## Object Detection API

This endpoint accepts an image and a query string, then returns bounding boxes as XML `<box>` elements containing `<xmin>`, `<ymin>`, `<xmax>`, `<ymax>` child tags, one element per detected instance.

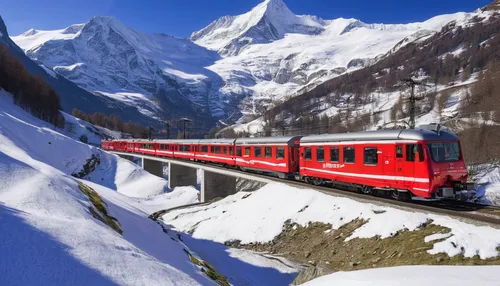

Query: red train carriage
<box><xmin>197</xmin><ymin>139</ymin><xmax>237</xmax><ymax>166</ymax></box>
<box><xmin>168</xmin><ymin>140</ymin><xmax>200</xmax><ymax>160</ymax></box>
<box><xmin>135</xmin><ymin>140</ymin><xmax>156</xmax><ymax>156</ymax></box>
<box><xmin>299</xmin><ymin>126</ymin><xmax>467</xmax><ymax>200</ymax></box>
<box><xmin>234</xmin><ymin>136</ymin><xmax>302</xmax><ymax>178</ymax></box>
<box><xmin>102</xmin><ymin>140</ymin><xmax>112</xmax><ymax>150</ymax></box>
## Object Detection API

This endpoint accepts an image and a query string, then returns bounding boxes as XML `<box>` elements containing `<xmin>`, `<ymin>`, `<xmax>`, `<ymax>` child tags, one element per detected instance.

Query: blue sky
<box><xmin>0</xmin><ymin>0</ymin><xmax>492</xmax><ymax>37</ymax></box>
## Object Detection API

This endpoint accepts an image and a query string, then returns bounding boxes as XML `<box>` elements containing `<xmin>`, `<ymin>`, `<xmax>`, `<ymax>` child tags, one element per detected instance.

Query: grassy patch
<box><xmin>78</xmin><ymin>182</ymin><xmax>122</xmax><ymax>235</ymax></box>
<box><xmin>183</xmin><ymin>249</ymin><xmax>229</xmax><ymax>286</ymax></box>
<box><xmin>233</xmin><ymin>219</ymin><xmax>500</xmax><ymax>283</ymax></box>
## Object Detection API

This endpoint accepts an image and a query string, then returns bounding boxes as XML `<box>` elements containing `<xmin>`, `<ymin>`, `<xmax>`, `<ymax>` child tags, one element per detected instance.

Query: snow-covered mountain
<box><xmin>190</xmin><ymin>0</ymin><xmax>325</xmax><ymax>56</ymax></box>
<box><xmin>12</xmin><ymin>16</ymin><xmax>223</xmax><ymax>123</ymax></box>
<box><xmin>0</xmin><ymin>15</ymin><xmax>160</xmax><ymax>128</ymax></box>
<box><xmin>11</xmin><ymin>0</ymin><xmax>483</xmax><ymax>124</ymax></box>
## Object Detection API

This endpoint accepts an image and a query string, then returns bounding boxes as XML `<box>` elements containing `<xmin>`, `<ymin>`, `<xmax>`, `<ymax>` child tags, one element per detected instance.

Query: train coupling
<box><xmin>436</xmin><ymin>182</ymin><xmax>476</xmax><ymax>201</ymax></box>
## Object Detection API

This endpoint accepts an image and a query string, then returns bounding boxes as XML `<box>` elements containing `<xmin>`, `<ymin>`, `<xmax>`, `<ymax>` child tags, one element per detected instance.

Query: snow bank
<box><xmin>474</xmin><ymin>164</ymin><xmax>500</xmax><ymax>206</ymax></box>
<box><xmin>302</xmin><ymin>265</ymin><xmax>500</xmax><ymax>286</ymax></box>
<box><xmin>137</xmin><ymin>186</ymin><xmax>200</xmax><ymax>214</ymax></box>
<box><xmin>163</xmin><ymin>183</ymin><xmax>500</xmax><ymax>259</ymax></box>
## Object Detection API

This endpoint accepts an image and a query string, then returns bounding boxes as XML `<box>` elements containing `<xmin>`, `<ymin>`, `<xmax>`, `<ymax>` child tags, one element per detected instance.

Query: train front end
<box><xmin>427</xmin><ymin>140</ymin><xmax>469</xmax><ymax>200</ymax></box>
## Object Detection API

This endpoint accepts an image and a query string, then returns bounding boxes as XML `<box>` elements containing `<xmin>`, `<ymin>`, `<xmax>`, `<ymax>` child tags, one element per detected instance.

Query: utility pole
<box><xmin>401</xmin><ymin>79</ymin><xmax>426</xmax><ymax>129</ymax></box>
<box><xmin>166</xmin><ymin>121</ymin><xmax>170</xmax><ymax>139</ymax></box>
<box><xmin>148</xmin><ymin>126</ymin><xmax>152</xmax><ymax>140</ymax></box>
<box><xmin>276</xmin><ymin>121</ymin><xmax>286</xmax><ymax>136</ymax></box>
<box><xmin>179</xmin><ymin>118</ymin><xmax>192</xmax><ymax>139</ymax></box>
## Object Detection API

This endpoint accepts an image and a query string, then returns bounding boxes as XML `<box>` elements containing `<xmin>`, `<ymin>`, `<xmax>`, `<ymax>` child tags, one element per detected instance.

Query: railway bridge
<box><xmin>111</xmin><ymin>151</ymin><xmax>271</xmax><ymax>202</ymax></box>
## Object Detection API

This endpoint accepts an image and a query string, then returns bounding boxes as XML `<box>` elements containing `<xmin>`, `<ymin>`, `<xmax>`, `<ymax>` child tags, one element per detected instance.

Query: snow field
<box><xmin>302</xmin><ymin>265</ymin><xmax>500</xmax><ymax>286</ymax></box>
<box><xmin>163</xmin><ymin>183</ymin><xmax>500</xmax><ymax>259</ymax></box>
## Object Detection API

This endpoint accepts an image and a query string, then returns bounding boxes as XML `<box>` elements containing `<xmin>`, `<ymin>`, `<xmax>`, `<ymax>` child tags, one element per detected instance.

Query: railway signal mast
<box><xmin>401</xmin><ymin>78</ymin><xmax>428</xmax><ymax>129</ymax></box>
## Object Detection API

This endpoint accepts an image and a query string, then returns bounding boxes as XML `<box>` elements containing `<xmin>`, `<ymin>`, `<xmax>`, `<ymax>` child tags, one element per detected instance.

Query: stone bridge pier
<box><xmin>117</xmin><ymin>153</ymin><xmax>266</xmax><ymax>203</ymax></box>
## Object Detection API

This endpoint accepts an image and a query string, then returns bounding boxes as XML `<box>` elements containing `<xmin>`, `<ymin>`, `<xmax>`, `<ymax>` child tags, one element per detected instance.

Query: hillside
<box><xmin>0</xmin><ymin>89</ymin><xmax>306</xmax><ymax>285</ymax></box>
<box><xmin>10</xmin><ymin>0</ymin><xmax>485</xmax><ymax>125</ymax></box>
<box><xmin>0</xmin><ymin>89</ymin><xmax>227</xmax><ymax>284</ymax></box>
<box><xmin>163</xmin><ymin>183</ymin><xmax>500</xmax><ymax>284</ymax></box>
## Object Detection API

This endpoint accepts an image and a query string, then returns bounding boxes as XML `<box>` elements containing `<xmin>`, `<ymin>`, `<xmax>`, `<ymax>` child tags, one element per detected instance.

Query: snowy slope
<box><xmin>1</xmin><ymin>89</ymin><xmax>301</xmax><ymax>285</ymax></box>
<box><xmin>474</xmin><ymin>164</ymin><xmax>500</xmax><ymax>206</ymax></box>
<box><xmin>303</xmin><ymin>265</ymin><xmax>500</xmax><ymax>286</ymax></box>
<box><xmin>0</xmin><ymin>90</ymin><xmax>167</xmax><ymax>198</ymax></box>
<box><xmin>164</xmin><ymin>183</ymin><xmax>500</xmax><ymax>259</ymax></box>
<box><xmin>0</xmin><ymin>91</ymin><xmax>217</xmax><ymax>285</ymax></box>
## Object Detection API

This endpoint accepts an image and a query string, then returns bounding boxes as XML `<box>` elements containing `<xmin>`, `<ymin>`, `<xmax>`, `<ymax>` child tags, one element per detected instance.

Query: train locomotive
<box><xmin>102</xmin><ymin>124</ymin><xmax>469</xmax><ymax>201</ymax></box>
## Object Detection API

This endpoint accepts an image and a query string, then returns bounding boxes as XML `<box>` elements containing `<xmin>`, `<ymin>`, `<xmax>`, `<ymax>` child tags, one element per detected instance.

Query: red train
<box><xmin>102</xmin><ymin>124</ymin><xmax>469</xmax><ymax>201</ymax></box>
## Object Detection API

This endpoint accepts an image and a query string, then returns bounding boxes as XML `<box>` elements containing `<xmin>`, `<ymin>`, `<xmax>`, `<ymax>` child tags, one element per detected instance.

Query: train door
<box><xmin>394</xmin><ymin>144</ymin><xmax>405</xmax><ymax>186</ymax></box>
<box><xmin>403</xmin><ymin>144</ymin><xmax>417</xmax><ymax>188</ymax></box>
<box><xmin>289</xmin><ymin>146</ymin><xmax>299</xmax><ymax>172</ymax></box>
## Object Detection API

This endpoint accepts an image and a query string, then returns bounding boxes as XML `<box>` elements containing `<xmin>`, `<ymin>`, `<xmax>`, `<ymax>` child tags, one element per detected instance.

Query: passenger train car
<box><xmin>102</xmin><ymin>125</ymin><xmax>468</xmax><ymax>201</ymax></box>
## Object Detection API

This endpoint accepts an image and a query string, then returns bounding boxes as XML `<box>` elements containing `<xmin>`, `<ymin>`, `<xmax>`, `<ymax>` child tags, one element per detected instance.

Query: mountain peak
<box><xmin>190</xmin><ymin>0</ymin><xmax>324</xmax><ymax>56</ymax></box>
<box><xmin>21</xmin><ymin>28</ymin><xmax>39</xmax><ymax>37</ymax></box>
<box><xmin>0</xmin><ymin>15</ymin><xmax>9</xmax><ymax>37</ymax></box>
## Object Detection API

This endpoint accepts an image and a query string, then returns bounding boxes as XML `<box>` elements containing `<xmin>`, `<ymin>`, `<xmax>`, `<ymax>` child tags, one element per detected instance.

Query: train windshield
<box><xmin>427</xmin><ymin>141</ymin><xmax>461</xmax><ymax>162</ymax></box>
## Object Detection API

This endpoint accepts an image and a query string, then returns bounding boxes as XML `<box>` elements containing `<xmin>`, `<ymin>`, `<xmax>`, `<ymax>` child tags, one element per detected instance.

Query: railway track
<box><xmin>115</xmin><ymin>152</ymin><xmax>500</xmax><ymax>226</ymax></box>
<box><xmin>199</xmin><ymin>161</ymin><xmax>500</xmax><ymax>226</ymax></box>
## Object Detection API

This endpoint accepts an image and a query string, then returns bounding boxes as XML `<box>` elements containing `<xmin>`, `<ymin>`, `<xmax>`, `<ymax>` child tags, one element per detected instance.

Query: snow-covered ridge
<box><xmin>190</xmin><ymin>0</ymin><xmax>324</xmax><ymax>55</ymax></box>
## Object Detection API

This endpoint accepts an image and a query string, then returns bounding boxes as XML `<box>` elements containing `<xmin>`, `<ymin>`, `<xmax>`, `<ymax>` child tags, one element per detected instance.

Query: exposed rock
<box><xmin>292</xmin><ymin>265</ymin><xmax>331</xmax><ymax>285</ymax></box>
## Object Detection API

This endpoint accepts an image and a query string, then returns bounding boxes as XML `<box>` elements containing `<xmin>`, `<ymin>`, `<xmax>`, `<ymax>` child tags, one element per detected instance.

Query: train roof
<box><xmin>301</xmin><ymin>126</ymin><xmax>459</xmax><ymax>143</ymax></box>
<box><xmin>235</xmin><ymin>136</ymin><xmax>303</xmax><ymax>145</ymax></box>
<box><xmin>153</xmin><ymin>139</ymin><xmax>201</xmax><ymax>144</ymax></box>
<box><xmin>199</xmin><ymin>138</ymin><xmax>237</xmax><ymax>144</ymax></box>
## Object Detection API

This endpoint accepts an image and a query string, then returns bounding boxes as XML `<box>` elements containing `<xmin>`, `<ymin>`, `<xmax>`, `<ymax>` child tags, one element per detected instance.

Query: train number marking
<box><xmin>322</xmin><ymin>163</ymin><xmax>345</xmax><ymax>169</ymax></box>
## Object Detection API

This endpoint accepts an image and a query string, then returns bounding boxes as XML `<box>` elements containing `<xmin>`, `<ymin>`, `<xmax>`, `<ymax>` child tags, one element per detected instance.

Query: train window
<box><xmin>265</xmin><ymin>147</ymin><xmax>272</xmax><ymax>158</ymax></box>
<box><xmin>417</xmin><ymin>144</ymin><xmax>424</xmax><ymax>162</ymax></box>
<box><xmin>316</xmin><ymin>147</ymin><xmax>325</xmax><ymax>162</ymax></box>
<box><xmin>304</xmin><ymin>148</ymin><xmax>312</xmax><ymax>161</ymax></box>
<box><xmin>276</xmin><ymin>147</ymin><xmax>285</xmax><ymax>159</ymax></box>
<box><xmin>230</xmin><ymin>146</ymin><xmax>234</xmax><ymax>155</ymax></box>
<box><xmin>330</xmin><ymin>147</ymin><xmax>339</xmax><ymax>162</ymax></box>
<box><xmin>216</xmin><ymin>146</ymin><xmax>221</xmax><ymax>154</ymax></box>
<box><xmin>364</xmin><ymin>147</ymin><xmax>378</xmax><ymax>165</ymax></box>
<box><xmin>396</xmin><ymin>145</ymin><xmax>403</xmax><ymax>158</ymax></box>
<box><xmin>244</xmin><ymin>147</ymin><xmax>250</xmax><ymax>156</ymax></box>
<box><xmin>427</xmin><ymin>142</ymin><xmax>459</xmax><ymax>162</ymax></box>
<box><xmin>236</xmin><ymin>146</ymin><xmax>242</xmax><ymax>156</ymax></box>
<box><xmin>202</xmin><ymin>146</ymin><xmax>208</xmax><ymax>152</ymax></box>
<box><xmin>406</xmin><ymin>145</ymin><xmax>415</xmax><ymax>162</ymax></box>
<box><xmin>223</xmin><ymin>146</ymin><xmax>227</xmax><ymax>154</ymax></box>
<box><xmin>255</xmin><ymin>147</ymin><xmax>262</xmax><ymax>157</ymax></box>
<box><xmin>344</xmin><ymin>146</ymin><xmax>355</xmax><ymax>163</ymax></box>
